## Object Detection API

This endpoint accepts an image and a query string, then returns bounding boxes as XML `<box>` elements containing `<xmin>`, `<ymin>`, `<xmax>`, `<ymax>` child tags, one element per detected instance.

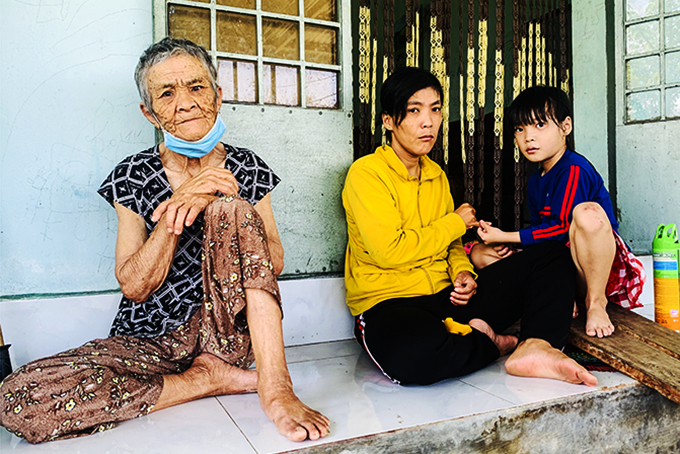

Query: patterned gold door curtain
<box><xmin>353</xmin><ymin>0</ymin><xmax>572</xmax><ymax>230</ymax></box>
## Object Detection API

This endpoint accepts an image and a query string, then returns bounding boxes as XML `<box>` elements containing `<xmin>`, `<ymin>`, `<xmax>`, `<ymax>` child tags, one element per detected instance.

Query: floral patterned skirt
<box><xmin>0</xmin><ymin>196</ymin><xmax>280</xmax><ymax>443</ymax></box>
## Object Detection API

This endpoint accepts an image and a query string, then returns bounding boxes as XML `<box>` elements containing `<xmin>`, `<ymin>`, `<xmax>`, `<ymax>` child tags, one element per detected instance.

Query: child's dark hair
<box><xmin>381</xmin><ymin>67</ymin><xmax>443</xmax><ymax>134</ymax></box>
<box><xmin>508</xmin><ymin>85</ymin><xmax>575</xmax><ymax>150</ymax></box>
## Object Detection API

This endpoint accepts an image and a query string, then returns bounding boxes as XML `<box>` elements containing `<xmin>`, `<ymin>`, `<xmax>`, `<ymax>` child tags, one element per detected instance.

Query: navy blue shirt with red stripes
<box><xmin>519</xmin><ymin>149</ymin><xmax>618</xmax><ymax>246</ymax></box>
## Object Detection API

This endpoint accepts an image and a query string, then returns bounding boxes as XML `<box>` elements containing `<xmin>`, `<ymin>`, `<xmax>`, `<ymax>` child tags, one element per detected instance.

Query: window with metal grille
<box><xmin>624</xmin><ymin>0</ymin><xmax>680</xmax><ymax>122</ymax></box>
<box><xmin>157</xmin><ymin>0</ymin><xmax>342</xmax><ymax>109</ymax></box>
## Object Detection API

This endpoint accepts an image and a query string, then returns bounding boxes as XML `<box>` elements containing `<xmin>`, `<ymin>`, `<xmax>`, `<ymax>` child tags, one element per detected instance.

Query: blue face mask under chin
<box><xmin>159</xmin><ymin>115</ymin><xmax>227</xmax><ymax>159</ymax></box>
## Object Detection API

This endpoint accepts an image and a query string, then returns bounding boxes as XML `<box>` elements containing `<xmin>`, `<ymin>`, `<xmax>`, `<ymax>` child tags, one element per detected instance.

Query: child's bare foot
<box><xmin>573</xmin><ymin>302</ymin><xmax>579</xmax><ymax>319</ymax></box>
<box><xmin>259</xmin><ymin>381</ymin><xmax>330</xmax><ymax>442</ymax></box>
<box><xmin>469</xmin><ymin>318</ymin><xmax>518</xmax><ymax>356</ymax></box>
<box><xmin>505</xmin><ymin>338</ymin><xmax>598</xmax><ymax>386</ymax></box>
<box><xmin>585</xmin><ymin>301</ymin><xmax>614</xmax><ymax>338</ymax></box>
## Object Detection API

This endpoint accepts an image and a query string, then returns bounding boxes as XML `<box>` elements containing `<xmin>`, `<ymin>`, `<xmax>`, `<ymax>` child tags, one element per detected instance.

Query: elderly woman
<box><xmin>0</xmin><ymin>38</ymin><xmax>329</xmax><ymax>444</ymax></box>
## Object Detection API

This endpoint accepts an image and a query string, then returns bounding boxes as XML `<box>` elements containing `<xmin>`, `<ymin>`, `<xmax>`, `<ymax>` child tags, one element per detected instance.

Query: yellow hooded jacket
<box><xmin>342</xmin><ymin>145</ymin><xmax>476</xmax><ymax>316</ymax></box>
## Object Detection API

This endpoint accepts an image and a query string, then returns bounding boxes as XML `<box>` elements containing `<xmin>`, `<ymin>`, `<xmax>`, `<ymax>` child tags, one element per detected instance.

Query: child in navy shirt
<box><xmin>474</xmin><ymin>86</ymin><xmax>646</xmax><ymax>338</ymax></box>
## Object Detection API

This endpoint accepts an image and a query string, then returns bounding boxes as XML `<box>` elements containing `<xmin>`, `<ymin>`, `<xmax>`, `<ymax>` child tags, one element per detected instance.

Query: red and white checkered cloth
<box><xmin>606</xmin><ymin>231</ymin><xmax>646</xmax><ymax>309</ymax></box>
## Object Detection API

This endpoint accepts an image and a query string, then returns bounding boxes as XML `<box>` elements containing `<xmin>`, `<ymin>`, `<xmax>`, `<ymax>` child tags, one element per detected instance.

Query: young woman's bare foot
<box><xmin>505</xmin><ymin>338</ymin><xmax>598</xmax><ymax>386</ymax></box>
<box><xmin>259</xmin><ymin>381</ymin><xmax>330</xmax><ymax>442</ymax></box>
<box><xmin>153</xmin><ymin>353</ymin><xmax>258</xmax><ymax>412</ymax></box>
<box><xmin>585</xmin><ymin>302</ymin><xmax>614</xmax><ymax>338</ymax></box>
<box><xmin>469</xmin><ymin>318</ymin><xmax>518</xmax><ymax>356</ymax></box>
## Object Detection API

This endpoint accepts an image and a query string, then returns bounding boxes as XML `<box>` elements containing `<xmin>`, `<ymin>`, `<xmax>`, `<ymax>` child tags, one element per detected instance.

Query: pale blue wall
<box><xmin>572</xmin><ymin>0</ymin><xmax>680</xmax><ymax>254</ymax></box>
<box><xmin>613</xmin><ymin>2</ymin><xmax>680</xmax><ymax>253</ymax></box>
<box><xmin>220</xmin><ymin>106</ymin><xmax>352</xmax><ymax>276</ymax></box>
<box><xmin>0</xmin><ymin>1</ymin><xmax>154</xmax><ymax>295</ymax></box>
<box><xmin>615</xmin><ymin>121</ymin><xmax>680</xmax><ymax>253</ymax></box>
<box><xmin>572</xmin><ymin>0</ymin><xmax>611</xmax><ymax>185</ymax></box>
<box><xmin>571</xmin><ymin>0</ymin><xmax>680</xmax><ymax>254</ymax></box>
<box><xmin>0</xmin><ymin>0</ymin><xmax>353</xmax><ymax>297</ymax></box>
<box><xmin>613</xmin><ymin>0</ymin><xmax>680</xmax><ymax>253</ymax></box>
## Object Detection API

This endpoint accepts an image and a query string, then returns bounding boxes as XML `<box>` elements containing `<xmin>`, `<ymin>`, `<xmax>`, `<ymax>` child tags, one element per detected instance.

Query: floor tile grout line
<box><xmin>284</xmin><ymin>340</ymin><xmax>355</xmax><ymax>352</ymax></box>
<box><xmin>215</xmin><ymin>397</ymin><xmax>261</xmax><ymax>454</ymax></box>
<box><xmin>286</xmin><ymin>353</ymin><xmax>360</xmax><ymax>365</ymax></box>
<box><xmin>457</xmin><ymin>381</ymin><xmax>519</xmax><ymax>406</ymax></box>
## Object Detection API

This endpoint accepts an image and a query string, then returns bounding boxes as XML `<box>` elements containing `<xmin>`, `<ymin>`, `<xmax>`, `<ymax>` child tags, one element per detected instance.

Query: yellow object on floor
<box><xmin>443</xmin><ymin>318</ymin><xmax>472</xmax><ymax>335</ymax></box>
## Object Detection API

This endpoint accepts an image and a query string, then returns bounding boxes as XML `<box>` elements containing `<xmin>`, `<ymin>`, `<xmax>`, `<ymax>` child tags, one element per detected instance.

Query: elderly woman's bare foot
<box><xmin>505</xmin><ymin>338</ymin><xmax>598</xmax><ymax>386</ymax></box>
<box><xmin>259</xmin><ymin>382</ymin><xmax>330</xmax><ymax>442</ymax></box>
<box><xmin>153</xmin><ymin>353</ymin><xmax>258</xmax><ymax>412</ymax></box>
<box><xmin>190</xmin><ymin>353</ymin><xmax>258</xmax><ymax>395</ymax></box>
<box><xmin>469</xmin><ymin>318</ymin><xmax>518</xmax><ymax>356</ymax></box>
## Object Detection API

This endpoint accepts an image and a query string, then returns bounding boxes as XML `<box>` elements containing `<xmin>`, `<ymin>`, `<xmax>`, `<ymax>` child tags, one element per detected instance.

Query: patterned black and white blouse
<box><xmin>98</xmin><ymin>143</ymin><xmax>280</xmax><ymax>338</ymax></box>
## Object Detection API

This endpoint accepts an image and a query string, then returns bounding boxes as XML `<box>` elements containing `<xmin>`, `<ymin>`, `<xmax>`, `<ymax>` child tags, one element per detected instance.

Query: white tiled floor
<box><xmin>0</xmin><ymin>338</ymin><xmax>638</xmax><ymax>454</ymax></box>
<box><xmin>219</xmin><ymin>345</ymin><xmax>515</xmax><ymax>454</ymax></box>
<box><xmin>0</xmin><ymin>256</ymin><xmax>656</xmax><ymax>453</ymax></box>
<box><xmin>0</xmin><ymin>397</ymin><xmax>258</xmax><ymax>454</ymax></box>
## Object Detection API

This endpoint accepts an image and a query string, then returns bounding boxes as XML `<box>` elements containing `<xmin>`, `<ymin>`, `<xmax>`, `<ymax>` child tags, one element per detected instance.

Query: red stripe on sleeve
<box><xmin>560</xmin><ymin>166</ymin><xmax>579</xmax><ymax>221</ymax></box>
<box><xmin>532</xmin><ymin>165</ymin><xmax>580</xmax><ymax>239</ymax></box>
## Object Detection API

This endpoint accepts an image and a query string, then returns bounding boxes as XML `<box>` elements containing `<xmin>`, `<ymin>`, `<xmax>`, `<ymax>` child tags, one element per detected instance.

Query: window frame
<box><xmin>621</xmin><ymin>0</ymin><xmax>680</xmax><ymax>123</ymax></box>
<box><xmin>153</xmin><ymin>0</ymin><xmax>351</xmax><ymax>110</ymax></box>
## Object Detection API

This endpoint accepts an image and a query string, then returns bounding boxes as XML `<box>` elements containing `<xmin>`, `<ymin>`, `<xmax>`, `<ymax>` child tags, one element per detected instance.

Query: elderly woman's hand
<box><xmin>152</xmin><ymin>167</ymin><xmax>239</xmax><ymax>235</ymax></box>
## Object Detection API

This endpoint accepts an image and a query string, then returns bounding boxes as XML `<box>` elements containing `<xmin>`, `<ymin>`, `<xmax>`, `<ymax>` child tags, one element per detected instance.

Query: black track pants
<box><xmin>354</xmin><ymin>241</ymin><xmax>575</xmax><ymax>385</ymax></box>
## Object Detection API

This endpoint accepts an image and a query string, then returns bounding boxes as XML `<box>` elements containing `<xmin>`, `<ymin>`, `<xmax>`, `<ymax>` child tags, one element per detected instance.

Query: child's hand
<box><xmin>477</xmin><ymin>220</ymin><xmax>505</xmax><ymax>244</ymax></box>
<box><xmin>450</xmin><ymin>271</ymin><xmax>477</xmax><ymax>305</ymax></box>
<box><xmin>454</xmin><ymin>203</ymin><xmax>480</xmax><ymax>229</ymax></box>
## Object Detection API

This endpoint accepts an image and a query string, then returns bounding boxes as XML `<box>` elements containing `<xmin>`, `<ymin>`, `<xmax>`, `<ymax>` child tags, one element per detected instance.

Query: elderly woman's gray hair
<box><xmin>135</xmin><ymin>37</ymin><xmax>220</xmax><ymax>113</ymax></box>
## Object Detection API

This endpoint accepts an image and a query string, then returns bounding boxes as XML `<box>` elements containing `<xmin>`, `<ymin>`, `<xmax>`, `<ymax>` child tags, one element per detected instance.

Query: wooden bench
<box><xmin>569</xmin><ymin>303</ymin><xmax>680</xmax><ymax>405</ymax></box>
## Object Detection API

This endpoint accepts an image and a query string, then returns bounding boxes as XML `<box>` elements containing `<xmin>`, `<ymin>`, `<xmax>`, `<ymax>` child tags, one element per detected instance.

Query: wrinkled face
<box><xmin>383</xmin><ymin>87</ymin><xmax>442</xmax><ymax>161</ymax></box>
<box><xmin>514</xmin><ymin>116</ymin><xmax>572</xmax><ymax>170</ymax></box>
<box><xmin>142</xmin><ymin>54</ymin><xmax>222</xmax><ymax>142</ymax></box>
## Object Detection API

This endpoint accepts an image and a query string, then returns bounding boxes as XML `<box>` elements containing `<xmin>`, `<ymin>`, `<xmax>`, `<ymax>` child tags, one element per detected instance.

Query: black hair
<box><xmin>381</xmin><ymin>67</ymin><xmax>444</xmax><ymax>130</ymax></box>
<box><xmin>507</xmin><ymin>85</ymin><xmax>574</xmax><ymax>150</ymax></box>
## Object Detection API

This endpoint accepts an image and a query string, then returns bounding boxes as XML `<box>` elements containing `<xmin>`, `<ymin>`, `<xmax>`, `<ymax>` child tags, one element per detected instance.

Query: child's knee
<box><xmin>571</xmin><ymin>202</ymin><xmax>610</xmax><ymax>234</ymax></box>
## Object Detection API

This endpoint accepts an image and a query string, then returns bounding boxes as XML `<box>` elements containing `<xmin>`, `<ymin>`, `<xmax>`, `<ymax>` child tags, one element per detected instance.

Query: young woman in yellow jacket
<box><xmin>342</xmin><ymin>67</ymin><xmax>597</xmax><ymax>386</ymax></box>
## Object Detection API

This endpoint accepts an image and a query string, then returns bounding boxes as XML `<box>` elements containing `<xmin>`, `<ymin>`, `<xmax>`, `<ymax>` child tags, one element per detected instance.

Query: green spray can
<box><xmin>652</xmin><ymin>224</ymin><xmax>680</xmax><ymax>332</ymax></box>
